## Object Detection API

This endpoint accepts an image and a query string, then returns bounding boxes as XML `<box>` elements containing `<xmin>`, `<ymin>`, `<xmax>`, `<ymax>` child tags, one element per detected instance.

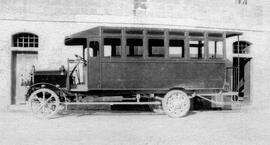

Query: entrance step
<box><xmin>70</xmin><ymin>84</ymin><xmax>88</xmax><ymax>92</ymax></box>
<box><xmin>7</xmin><ymin>104</ymin><xmax>28</xmax><ymax>112</ymax></box>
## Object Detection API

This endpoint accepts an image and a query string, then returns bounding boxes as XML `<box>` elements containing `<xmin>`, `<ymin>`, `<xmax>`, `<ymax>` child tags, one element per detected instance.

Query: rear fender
<box><xmin>169</xmin><ymin>87</ymin><xmax>186</xmax><ymax>92</ymax></box>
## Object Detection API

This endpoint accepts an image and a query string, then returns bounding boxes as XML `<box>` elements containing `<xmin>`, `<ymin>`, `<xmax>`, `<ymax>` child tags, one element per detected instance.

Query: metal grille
<box><xmin>233</xmin><ymin>41</ymin><xmax>250</xmax><ymax>54</ymax></box>
<box><xmin>12</xmin><ymin>32</ymin><xmax>38</xmax><ymax>47</ymax></box>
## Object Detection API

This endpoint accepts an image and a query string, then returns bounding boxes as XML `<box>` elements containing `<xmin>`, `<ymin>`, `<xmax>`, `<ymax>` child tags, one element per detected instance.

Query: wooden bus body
<box><xmin>26</xmin><ymin>26</ymin><xmax>242</xmax><ymax>118</ymax></box>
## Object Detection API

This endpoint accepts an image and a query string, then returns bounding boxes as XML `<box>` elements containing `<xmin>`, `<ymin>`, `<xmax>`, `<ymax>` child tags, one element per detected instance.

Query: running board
<box><xmin>191</xmin><ymin>91</ymin><xmax>241</xmax><ymax>106</ymax></box>
<box><xmin>62</xmin><ymin>101</ymin><xmax>161</xmax><ymax>105</ymax></box>
<box><xmin>195</xmin><ymin>95</ymin><xmax>241</xmax><ymax>106</ymax></box>
<box><xmin>196</xmin><ymin>92</ymin><xmax>238</xmax><ymax>97</ymax></box>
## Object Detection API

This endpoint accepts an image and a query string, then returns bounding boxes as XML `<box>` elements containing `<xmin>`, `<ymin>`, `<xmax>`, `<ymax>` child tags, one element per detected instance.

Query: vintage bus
<box><xmin>26</xmin><ymin>26</ymin><xmax>243</xmax><ymax>118</ymax></box>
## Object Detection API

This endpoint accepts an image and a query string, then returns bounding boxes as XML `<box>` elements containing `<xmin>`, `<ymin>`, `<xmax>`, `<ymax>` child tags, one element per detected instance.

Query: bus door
<box><xmin>87</xmin><ymin>38</ymin><xmax>100</xmax><ymax>89</ymax></box>
<box><xmin>232</xmin><ymin>57</ymin><xmax>252</xmax><ymax>101</ymax></box>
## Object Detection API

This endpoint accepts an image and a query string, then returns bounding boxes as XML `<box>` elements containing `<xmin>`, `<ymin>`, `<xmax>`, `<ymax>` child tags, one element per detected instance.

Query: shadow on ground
<box><xmin>53</xmin><ymin>105</ymin><xmax>199</xmax><ymax>119</ymax></box>
<box><xmin>56</xmin><ymin>105</ymin><xmax>158</xmax><ymax>118</ymax></box>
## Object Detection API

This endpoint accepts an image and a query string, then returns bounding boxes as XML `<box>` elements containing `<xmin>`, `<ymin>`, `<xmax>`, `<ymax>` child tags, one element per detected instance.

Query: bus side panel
<box><xmin>88</xmin><ymin>58</ymin><xmax>100</xmax><ymax>89</ymax></box>
<box><xmin>100</xmin><ymin>60</ymin><xmax>225</xmax><ymax>90</ymax></box>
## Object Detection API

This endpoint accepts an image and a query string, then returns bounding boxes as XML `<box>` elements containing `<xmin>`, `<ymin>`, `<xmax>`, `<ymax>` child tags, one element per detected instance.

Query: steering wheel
<box><xmin>74</xmin><ymin>54</ymin><xmax>87</xmax><ymax>64</ymax></box>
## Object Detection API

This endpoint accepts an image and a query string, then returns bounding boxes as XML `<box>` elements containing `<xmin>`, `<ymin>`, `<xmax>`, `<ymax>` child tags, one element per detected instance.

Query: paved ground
<box><xmin>0</xmin><ymin>106</ymin><xmax>270</xmax><ymax>145</ymax></box>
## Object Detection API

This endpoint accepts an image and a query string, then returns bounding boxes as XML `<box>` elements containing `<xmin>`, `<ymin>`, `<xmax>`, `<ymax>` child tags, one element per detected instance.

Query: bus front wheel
<box><xmin>28</xmin><ymin>88</ymin><xmax>60</xmax><ymax>119</ymax></box>
<box><xmin>162</xmin><ymin>90</ymin><xmax>190</xmax><ymax>118</ymax></box>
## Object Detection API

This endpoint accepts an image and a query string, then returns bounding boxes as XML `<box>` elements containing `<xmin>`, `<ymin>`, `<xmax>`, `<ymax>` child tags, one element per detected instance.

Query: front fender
<box><xmin>25</xmin><ymin>82</ymin><xmax>64</xmax><ymax>101</ymax></box>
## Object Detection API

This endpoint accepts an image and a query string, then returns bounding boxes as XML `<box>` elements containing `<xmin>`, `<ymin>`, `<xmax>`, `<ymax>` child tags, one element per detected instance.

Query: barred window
<box><xmin>12</xmin><ymin>32</ymin><xmax>39</xmax><ymax>47</ymax></box>
<box><xmin>233</xmin><ymin>41</ymin><xmax>251</xmax><ymax>54</ymax></box>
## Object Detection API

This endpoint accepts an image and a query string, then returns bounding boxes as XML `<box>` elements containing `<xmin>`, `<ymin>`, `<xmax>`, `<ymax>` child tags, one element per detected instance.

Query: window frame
<box><xmin>102</xmin><ymin>36</ymin><xmax>122</xmax><ymax>58</ymax></box>
<box><xmin>233</xmin><ymin>41</ymin><xmax>251</xmax><ymax>54</ymax></box>
<box><xmin>125</xmin><ymin>36</ymin><xmax>144</xmax><ymax>58</ymax></box>
<box><xmin>168</xmin><ymin>32</ymin><xmax>186</xmax><ymax>59</ymax></box>
<box><xmin>147</xmin><ymin>37</ymin><xmax>166</xmax><ymax>58</ymax></box>
<box><xmin>188</xmin><ymin>38</ymin><xmax>205</xmax><ymax>59</ymax></box>
<box><xmin>88</xmin><ymin>40</ymin><xmax>100</xmax><ymax>58</ymax></box>
<box><xmin>208</xmin><ymin>38</ymin><xmax>224</xmax><ymax>59</ymax></box>
<box><xmin>12</xmin><ymin>32</ymin><xmax>39</xmax><ymax>48</ymax></box>
<box><xmin>99</xmin><ymin>29</ymin><xmax>229</xmax><ymax>61</ymax></box>
<box><xmin>168</xmin><ymin>38</ymin><xmax>185</xmax><ymax>58</ymax></box>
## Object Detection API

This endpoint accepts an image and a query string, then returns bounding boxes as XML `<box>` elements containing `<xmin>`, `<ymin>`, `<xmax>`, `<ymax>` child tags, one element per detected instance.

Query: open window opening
<box><xmin>208</xmin><ymin>40</ymin><xmax>223</xmax><ymax>59</ymax></box>
<box><xmin>104</xmin><ymin>38</ymin><xmax>121</xmax><ymax>57</ymax></box>
<box><xmin>169</xmin><ymin>39</ymin><xmax>185</xmax><ymax>58</ymax></box>
<box><xmin>89</xmin><ymin>41</ymin><xmax>99</xmax><ymax>57</ymax></box>
<box><xmin>148</xmin><ymin>39</ymin><xmax>164</xmax><ymax>57</ymax></box>
<box><xmin>189</xmin><ymin>40</ymin><xmax>204</xmax><ymax>59</ymax></box>
<box><xmin>126</xmin><ymin>38</ymin><xmax>143</xmax><ymax>57</ymax></box>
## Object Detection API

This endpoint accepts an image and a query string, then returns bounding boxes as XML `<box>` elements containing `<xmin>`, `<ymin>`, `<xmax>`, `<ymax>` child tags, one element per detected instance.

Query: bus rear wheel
<box><xmin>162</xmin><ymin>90</ymin><xmax>190</xmax><ymax>118</ymax></box>
<box><xmin>28</xmin><ymin>88</ymin><xmax>60</xmax><ymax>119</ymax></box>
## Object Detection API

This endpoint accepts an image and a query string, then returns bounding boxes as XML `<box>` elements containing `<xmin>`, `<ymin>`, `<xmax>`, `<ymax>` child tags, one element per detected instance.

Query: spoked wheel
<box><xmin>162</xmin><ymin>90</ymin><xmax>191</xmax><ymax>118</ymax></box>
<box><xmin>28</xmin><ymin>88</ymin><xmax>60</xmax><ymax>119</ymax></box>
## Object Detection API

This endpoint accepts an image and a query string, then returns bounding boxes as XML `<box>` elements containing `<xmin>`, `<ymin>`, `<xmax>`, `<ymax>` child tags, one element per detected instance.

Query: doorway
<box><xmin>11</xmin><ymin>51</ymin><xmax>38</xmax><ymax>104</ymax></box>
<box><xmin>232</xmin><ymin>57</ymin><xmax>252</xmax><ymax>103</ymax></box>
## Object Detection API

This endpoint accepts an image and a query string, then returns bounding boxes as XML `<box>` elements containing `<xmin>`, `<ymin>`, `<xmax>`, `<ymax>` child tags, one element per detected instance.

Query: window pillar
<box><xmin>223</xmin><ymin>33</ymin><xmax>226</xmax><ymax>59</ymax></box>
<box><xmin>164</xmin><ymin>30</ymin><xmax>169</xmax><ymax>58</ymax></box>
<box><xmin>204</xmin><ymin>32</ymin><xmax>208</xmax><ymax>59</ymax></box>
<box><xmin>185</xmin><ymin>32</ymin><xmax>189</xmax><ymax>59</ymax></box>
<box><xmin>143</xmin><ymin>29</ymin><xmax>148</xmax><ymax>58</ymax></box>
<box><xmin>121</xmin><ymin>28</ymin><xmax>126</xmax><ymax>59</ymax></box>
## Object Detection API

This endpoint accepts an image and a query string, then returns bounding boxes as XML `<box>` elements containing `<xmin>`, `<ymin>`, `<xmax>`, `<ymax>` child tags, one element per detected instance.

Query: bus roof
<box><xmin>65</xmin><ymin>26</ymin><xmax>242</xmax><ymax>45</ymax></box>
